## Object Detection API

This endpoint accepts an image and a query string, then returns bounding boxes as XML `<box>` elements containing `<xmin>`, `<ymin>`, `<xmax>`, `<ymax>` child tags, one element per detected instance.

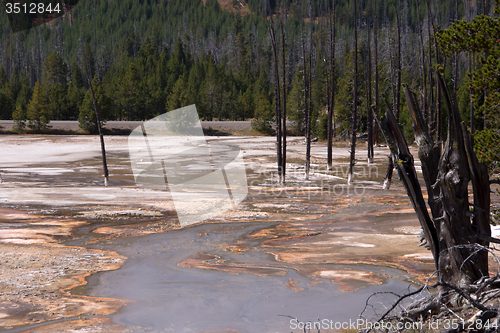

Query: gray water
<box><xmin>83</xmin><ymin>221</ymin><xmax>419</xmax><ymax>333</ymax></box>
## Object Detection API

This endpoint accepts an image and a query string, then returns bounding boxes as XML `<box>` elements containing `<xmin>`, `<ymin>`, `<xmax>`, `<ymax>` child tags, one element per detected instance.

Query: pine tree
<box><xmin>66</xmin><ymin>81</ymin><xmax>85</xmax><ymax>120</ymax></box>
<box><xmin>12</xmin><ymin>105</ymin><xmax>27</xmax><ymax>131</ymax></box>
<box><xmin>47</xmin><ymin>83</ymin><xmax>68</xmax><ymax>120</ymax></box>
<box><xmin>27</xmin><ymin>82</ymin><xmax>50</xmax><ymax>131</ymax></box>
<box><xmin>287</xmin><ymin>67</ymin><xmax>306</xmax><ymax>134</ymax></box>
<box><xmin>166</xmin><ymin>75</ymin><xmax>189</xmax><ymax>112</ymax></box>
<box><xmin>251</xmin><ymin>91</ymin><xmax>273</xmax><ymax>134</ymax></box>
<box><xmin>438</xmin><ymin>0</ymin><xmax>500</xmax><ymax>175</ymax></box>
<box><xmin>79</xmin><ymin>77</ymin><xmax>112</xmax><ymax>134</ymax></box>
<box><xmin>43</xmin><ymin>52</ymin><xmax>68</xmax><ymax>85</ymax></box>
<box><xmin>0</xmin><ymin>89</ymin><xmax>13</xmax><ymax>120</ymax></box>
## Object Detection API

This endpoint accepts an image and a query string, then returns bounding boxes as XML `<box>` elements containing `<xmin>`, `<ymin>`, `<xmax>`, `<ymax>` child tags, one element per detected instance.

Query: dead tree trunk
<box><xmin>306</xmin><ymin>0</ymin><xmax>313</xmax><ymax>179</ymax></box>
<box><xmin>367</xmin><ymin>10</ymin><xmax>374</xmax><ymax>164</ymax></box>
<box><xmin>269</xmin><ymin>14</ymin><xmax>283</xmax><ymax>183</ymax></box>
<box><xmin>348</xmin><ymin>0</ymin><xmax>358</xmax><ymax>183</ymax></box>
<box><xmin>395</xmin><ymin>0</ymin><xmax>402</xmax><ymax>120</ymax></box>
<box><xmin>88</xmin><ymin>79</ymin><xmax>109</xmax><ymax>187</ymax></box>
<box><xmin>426</xmin><ymin>2</ymin><xmax>435</xmax><ymax>136</ymax></box>
<box><xmin>381</xmin><ymin>73</ymin><xmax>491</xmax><ymax>287</ymax></box>
<box><xmin>373</xmin><ymin>0</ymin><xmax>379</xmax><ymax>146</ymax></box>
<box><xmin>416</xmin><ymin>0</ymin><xmax>428</xmax><ymax>124</ymax></box>
<box><xmin>469</xmin><ymin>51</ymin><xmax>475</xmax><ymax>139</ymax></box>
<box><xmin>453</xmin><ymin>0</ymin><xmax>459</xmax><ymax>99</ymax></box>
<box><xmin>304</xmin><ymin>1</ymin><xmax>312</xmax><ymax>181</ymax></box>
<box><xmin>281</xmin><ymin>4</ymin><xmax>287</xmax><ymax>181</ymax></box>
<box><xmin>327</xmin><ymin>0</ymin><xmax>336</xmax><ymax>170</ymax></box>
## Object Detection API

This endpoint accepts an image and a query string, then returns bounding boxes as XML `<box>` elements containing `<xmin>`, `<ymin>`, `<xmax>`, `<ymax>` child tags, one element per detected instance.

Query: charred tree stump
<box><xmin>380</xmin><ymin>72</ymin><xmax>492</xmax><ymax>287</ymax></box>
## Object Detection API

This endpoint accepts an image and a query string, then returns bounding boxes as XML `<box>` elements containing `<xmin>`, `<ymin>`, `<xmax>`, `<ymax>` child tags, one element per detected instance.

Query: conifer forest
<box><xmin>0</xmin><ymin>0</ymin><xmax>498</xmax><ymax>172</ymax></box>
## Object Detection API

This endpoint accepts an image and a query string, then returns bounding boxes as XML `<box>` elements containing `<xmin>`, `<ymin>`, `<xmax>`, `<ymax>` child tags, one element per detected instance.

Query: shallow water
<box><xmin>83</xmin><ymin>221</ymin><xmax>419</xmax><ymax>333</ymax></box>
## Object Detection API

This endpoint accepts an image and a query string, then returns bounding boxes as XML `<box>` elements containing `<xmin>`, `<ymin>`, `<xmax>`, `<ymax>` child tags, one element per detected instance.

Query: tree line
<box><xmin>0</xmin><ymin>0</ymin><xmax>497</xmax><ymax>166</ymax></box>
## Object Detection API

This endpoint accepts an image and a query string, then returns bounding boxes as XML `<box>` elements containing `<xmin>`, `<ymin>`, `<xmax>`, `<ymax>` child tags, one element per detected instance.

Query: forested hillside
<box><xmin>0</xmin><ymin>0</ymin><xmax>498</xmax><ymax>151</ymax></box>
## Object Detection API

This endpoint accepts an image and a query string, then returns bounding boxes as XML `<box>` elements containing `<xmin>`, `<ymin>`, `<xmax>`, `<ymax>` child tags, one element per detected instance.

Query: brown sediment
<box><xmin>90</xmin><ymin>219</ymin><xmax>180</xmax><ymax>242</ymax></box>
<box><xmin>21</xmin><ymin>318</ymin><xmax>130</xmax><ymax>333</ymax></box>
<box><xmin>311</xmin><ymin>269</ymin><xmax>385</xmax><ymax>293</ymax></box>
<box><xmin>224</xmin><ymin>243</ymin><xmax>250</xmax><ymax>254</ymax></box>
<box><xmin>178</xmin><ymin>253</ymin><xmax>288</xmax><ymax>277</ymax></box>
<box><xmin>285</xmin><ymin>279</ymin><xmax>304</xmax><ymax>291</ymax></box>
<box><xmin>177</xmin><ymin>251</ymin><xmax>391</xmax><ymax>292</ymax></box>
<box><xmin>0</xmin><ymin>207</ymin><xmax>130</xmax><ymax>329</ymax></box>
<box><xmin>0</xmin><ymin>241</ymin><xmax>127</xmax><ymax>329</ymax></box>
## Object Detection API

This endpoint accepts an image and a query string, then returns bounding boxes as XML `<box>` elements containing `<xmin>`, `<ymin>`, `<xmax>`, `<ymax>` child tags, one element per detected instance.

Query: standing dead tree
<box><xmin>327</xmin><ymin>0</ymin><xmax>336</xmax><ymax>171</ymax></box>
<box><xmin>268</xmin><ymin>4</ymin><xmax>283</xmax><ymax>183</ymax></box>
<box><xmin>268</xmin><ymin>0</ymin><xmax>288</xmax><ymax>183</ymax></box>
<box><xmin>88</xmin><ymin>79</ymin><xmax>109</xmax><ymax>186</ymax></box>
<box><xmin>280</xmin><ymin>1</ymin><xmax>287</xmax><ymax>181</ymax></box>
<box><xmin>382</xmin><ymin>1</ymin><xmax>402</xmax><ymax>189</ymax></box>
<box><xmin>304</xmin><ymin>0</ymin><xmax>313</xmax><ymax>180</ymax></box>
<box><xmin>83</xmin><ymin>40</ymin><xmax>109</xmax><ymax>187</ymax></box>
<box><xmin>380</xmin><ymin>72</ymin><xmax>492</xmax><ymax>289</ymax></box>
<box><xmin>372</xmin><ymin>0</ymin><xmax>380</xmax><ymax>147</ymax></box>
<box><xmin>366</xmin><ymin>8</ymin><xmax>374</xmax><ymax>164</ymax></box>
<box><xmin>347</xmin><ymin>0</ymin><xmax>359</xmax><ymax>183</ymax></box>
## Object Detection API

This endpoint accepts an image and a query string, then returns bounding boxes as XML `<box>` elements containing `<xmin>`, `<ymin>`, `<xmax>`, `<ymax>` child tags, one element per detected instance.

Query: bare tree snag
<box><xmin>373</xmin><ymin>0</ymin><xmax>379</xmax><ymax>147</ymax></box>
<box><xmin>280</xmin><ymin>2</ymin><xmax>287</xmax><ymax>181</ymax></box>
<box><xmin>327</xmin><ymin>0</ymin><xmax>336</xmax><ymax>171</ymax></box>
<box><xmin>395</xmin><ymin>0</ymin><xmax>402</xmax><ymax>121</ymax></box>
<box><xmin>380</xmin><ymin>106</ymin><xmax>439</xmax><ymax>267</ymax></box>
<box><xmin>382</xmin><ymin>156</ymin><xmax>394</xmax><ymax>190</ymax></box>
<box><xmin>348</xmin><ymin>0</ymin><xmax>358</xmax><ymax>184</ymax></box>
<box><xmin>88</xmin><ymin>79</ymin><xmax>109</xmax><ymax>187</ymax></box>
<box><xmin>303</xmin><ymin>37</ymin><xmax>311</xmax><ymax>181</ymax></box>
<box><xmin>382</xmin><ymin>95</ymin><xmax>394</xmax><ymax>190</ymax></box>
<box><xmin>306</xmin><ymin>0</ymin><xmax>313</xmax><ymax>179</ymax></box>
<box><xmin>415</xmin><ymin>0</ymin><xmax>428</xmax><ymax>124</ymax></box>
<box><xmin>426</xmin><ymin>0</ymin><xmax>435</xmax><ymax>136</ymax></box>
<box><xmin>367</xmin><ymin>8</ymin><xmax>374</xmax><ymax>164</ymax></box>
<box><xmin>304</xmin><ymin>1</ymin><xmax>312</xmax><ymax>181</ymax></box>
<box><xmin>268</xmin><ymin>11</ymin><xmax>283</xmax><ymax>183</ymax></box>
<box><xmin>381</xmin><ymin>72</ymin><xmax>492</xmax><ymax>287</ymax></box>
<box><xmin>404</xmin><ymin>84</ymin><xmax>442</xmax><ymax>219</ymax></box>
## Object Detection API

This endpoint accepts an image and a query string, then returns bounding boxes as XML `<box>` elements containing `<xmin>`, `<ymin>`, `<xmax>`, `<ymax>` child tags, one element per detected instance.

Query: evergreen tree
<box><xmin>200</xmin><ymin>55</ymin><xmax>220</xmax><ymax>120</ymax></box>
<box><xmin>119</xmin><ymin>63</ymin><xmax>143</xmax><ymax>120</ymax></box>
<box><xmin>27</xmin><ymin>82</ymin><xmax>50</xmax><ymax>131</ymax></box>
<box><xmin>166</xmin><ymin>75</ymin><xmax>189</xmax><ymax>112</ymax></box>
<box><xmin>251</xmin><ymin>91</ymin><xmax>273</xmax><ymax>134</ymax></box>
<box><xmin>438</xmin><ymin>0</ymin><xmax>500</xmax><ymax>175</ymax></box>
<box><xmin>0</xmin><ymin>67</ymin><xmax>7</xmax><ymax>89</ymax></box>
<box><xmin>66</xmin><ymin>81</ymin><xmax>85</xmax><ymax>120</ymax></box>
<box><xmin>46</xmin><ymin>83</ymin><xmax>68</xmax><ymax>120</ymax></box>
<box><xmin>0</xmin><ymin>89</ymin><xmax>13</xmax><ymax>120</ymax></box>
<box><xmin>79</xmin><ymin>77</ymin><xmax>112</xmax><ymax>133</ymax></box>
<box><xmin>12</xmin><ymin>105</ymin><xmax>27</xmax><ymax>132</ymax></box>
<box><xmin>43</xmin><ymin>52</ymin><xmax>68</xmax><ymax>85</ymax></box>
<box><xmin>14</xmin><ymin>84</ymin><xmax>32</xmax><ymax>115</ymax></box>
<box><xmin>287</xmin><ymin>66</ymin><xmax>306</xmax><ymax>134</ymax></box>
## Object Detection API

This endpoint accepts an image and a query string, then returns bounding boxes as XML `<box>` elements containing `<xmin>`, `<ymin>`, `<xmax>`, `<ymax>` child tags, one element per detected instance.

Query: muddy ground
<box><xmin>0</xmin><ymin>134</ymin><xmax>498</xmax><ymax>332</ymax></box>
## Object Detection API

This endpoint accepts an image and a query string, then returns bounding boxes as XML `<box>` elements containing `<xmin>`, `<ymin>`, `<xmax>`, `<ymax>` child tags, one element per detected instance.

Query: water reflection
<box><xmin>85</xmin><ymin>222</ymin><xmax>417</xmax><ymax>332</ymax></box>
